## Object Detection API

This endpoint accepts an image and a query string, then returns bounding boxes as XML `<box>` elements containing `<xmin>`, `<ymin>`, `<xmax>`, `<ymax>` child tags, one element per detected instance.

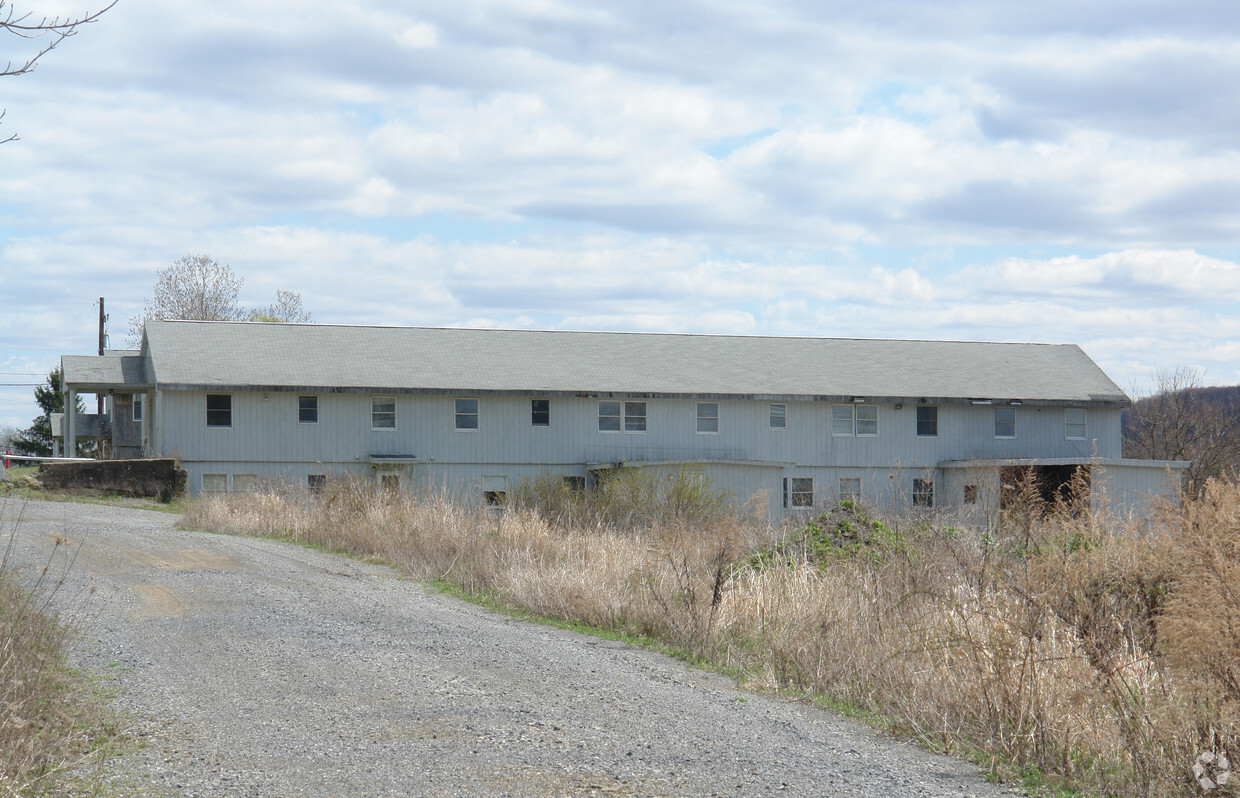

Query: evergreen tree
<box><xmin>11</xmin><ymin>367</ymin><xmax>83</xmax><ymax>457</ymax></box>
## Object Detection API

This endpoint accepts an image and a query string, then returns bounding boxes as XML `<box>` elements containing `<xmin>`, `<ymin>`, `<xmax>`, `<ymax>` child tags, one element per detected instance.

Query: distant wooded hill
<box><xmin>1122</xmin><ymin>380</ymin><xmax>1240</xmax><ymax>496</ymax></box>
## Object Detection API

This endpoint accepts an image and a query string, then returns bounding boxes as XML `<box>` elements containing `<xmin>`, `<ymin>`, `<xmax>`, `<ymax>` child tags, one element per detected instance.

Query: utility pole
<box><xmin>97</xmin><ymin>297</ymin><xmax>107</xmax><ymax>413</ymax></box>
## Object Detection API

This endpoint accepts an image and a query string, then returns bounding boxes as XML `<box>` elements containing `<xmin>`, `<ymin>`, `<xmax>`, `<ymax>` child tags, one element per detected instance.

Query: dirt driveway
<box><xmin>2</xmin><ymin>499</ymin><xmax>1019</xmax><ymax>797</ymax></box>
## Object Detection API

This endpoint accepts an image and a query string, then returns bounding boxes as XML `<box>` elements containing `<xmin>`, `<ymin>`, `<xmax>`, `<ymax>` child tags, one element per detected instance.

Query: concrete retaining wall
<box><xmin>35</xmin><ymin>459</ymin><xmax>187</xmax><ymax>501</ymax></box>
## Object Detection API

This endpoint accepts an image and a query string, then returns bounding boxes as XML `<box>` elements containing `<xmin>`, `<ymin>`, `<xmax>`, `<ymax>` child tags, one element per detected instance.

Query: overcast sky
<box><xmin>3</xmin><ymin>0</ymin><xmax>1239</xmax><ymax>431</ymax></box>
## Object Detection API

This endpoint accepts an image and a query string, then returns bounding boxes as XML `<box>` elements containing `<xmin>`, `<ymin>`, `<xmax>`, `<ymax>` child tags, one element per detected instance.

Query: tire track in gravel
<box><xmin>1</xmin><ymin>499</ymin><xmax>1023</xmax><ymax>797</ymax></box>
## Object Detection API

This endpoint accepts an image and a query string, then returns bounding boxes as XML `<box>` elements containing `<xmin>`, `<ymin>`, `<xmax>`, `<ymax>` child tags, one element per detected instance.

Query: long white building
<box><xmin>59</xmin><ymin>320</ymin><xmax>1186</xmax><ymax>518</ymax></box>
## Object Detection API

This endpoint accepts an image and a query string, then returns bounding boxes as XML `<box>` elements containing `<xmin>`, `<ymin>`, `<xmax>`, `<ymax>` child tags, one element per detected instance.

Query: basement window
<box><xmin>789</xmin><ymin>477</ymin><xmax>814</xmax><ymax>508</ymax></box>
<box><xmin>913</xmin><ymin>478</ymin><xmax>935</xmax><ymax>508</ymax></box>
<box><xmin>308</xmin><ymin>474</ymin><xmax>326</xmax><ymax>494</ymax></box>
<box><xmin>839</xmin><ymin>477</ymin><xmax>861</xmax><ymax>503</ymax></box>
<box><xmin>206</xmin><ymin>394</ymin><xmax>231</xmax><ymax>428</ymax></box>
<box><xmin>483</xmin><ymin>490</ymin><xmax>506</xmax><ymax>507</ymax></box>
<box><xmin>202</xmin><ymin>474</ymin><xmax>227</xmax><ymax>496</ymax></box>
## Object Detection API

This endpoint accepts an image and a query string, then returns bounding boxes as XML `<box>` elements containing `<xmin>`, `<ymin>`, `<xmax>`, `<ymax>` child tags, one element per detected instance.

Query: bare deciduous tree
<box><xmin>248</xmin><ymin>289</ymin><xmax>313</xmax><ymax>323</ymax></box>
<box><xmin>2</xmin><ymin>0</ymin><xmax>115</xmax><ymax>142</ymax></box>
<box><xmin>128</xmin><ymin>254</ymin><xmax>314</xmax><ymax>344</ymax></box>
<box><xmin>1123</xmin><ymin>366</ymin><xmax>1240</xmax><ymax>497</ymax></box>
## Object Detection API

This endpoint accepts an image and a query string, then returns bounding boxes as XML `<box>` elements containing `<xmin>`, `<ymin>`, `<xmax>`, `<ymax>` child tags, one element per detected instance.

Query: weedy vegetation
<box><xmin>185</xmin><ymin>469</ymin><xmax>1240</xmax><ymax>797</ymax></box>
<box><xmin>0</xmin><ymin>500</ymin><xmax>115</xmax><ymax>797</ymax></box>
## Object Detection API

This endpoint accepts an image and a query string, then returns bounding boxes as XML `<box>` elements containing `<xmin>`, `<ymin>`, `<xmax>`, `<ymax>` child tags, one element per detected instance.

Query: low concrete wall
<box><xmin>35</xmin><ymin>459</ymin><xmax>187</xmax><ymax>501</ymax></box>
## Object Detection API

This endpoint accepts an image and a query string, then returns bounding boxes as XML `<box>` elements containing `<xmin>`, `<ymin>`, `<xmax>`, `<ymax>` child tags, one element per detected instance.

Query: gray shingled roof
<box><xmin>61</xmin><ymin>351</ymin><xmax>151</xmax><ymax>389</ymax></box>
<box><xmin>137</xmin><ymin>320</ymin><xmax>1129</xmax><ymax>406</ymax></box>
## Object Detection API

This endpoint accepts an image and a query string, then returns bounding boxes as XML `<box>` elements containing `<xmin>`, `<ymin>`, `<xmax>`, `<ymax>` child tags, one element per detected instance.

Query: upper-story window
<box><xmin>916</xmin><ymin>405</ymin><xmax>937</xmax><ymax>437</ymax></box>
<box><xmin>132</xmin><ymin>393</ymin><xmax>144</xmax><ymax>422</ymax></box>
<box><xmin>832</xmin><ymin>403</ymin><xmax>877</xmax><ymax>436</ymax></box>
<box><xmin>372</xmin><ymin>396</ymin><xmax>396</xmax><ymax>430</ymax></box>
<box><xmin>299</xmin><ymin>395</ymin><xmax>318</xmax><ymax>424</ymax></box>
<box><xmin>696</xmin><ymin>402</ymin><xmax>718</xmax><ymax>434</ymax></box>
<box><xmin>531</xmin><ymin>399</ymin><xmax>550</xmax><ymax>427</ymax></box>
<box><xmin>769</xmin><ymin>403</ymin><xmax>786</xmax><ymax>429</ymax></box>
<box><xmin>1065</xmin><ymin>408</ymin><xmax>1086</xmax><ymax>440</ymax></box>
<box><xmin>206</xmin><ymin>394</ymin><xmax>231</xmax><ymax>428</ymax></box>
<box><xmin>994</xmin><ymin>406</ymin><xmax>1016</xmax><ymax>438</ymax></box>
<box><xmin>455</xmin><ymin>398</ymin><xmax>479</xmax><ymax>430</ymax></box>
<box><xmin>599</xmin><ymin>400</ymin><xmax>646</xmax><ymax>433</ymax></box>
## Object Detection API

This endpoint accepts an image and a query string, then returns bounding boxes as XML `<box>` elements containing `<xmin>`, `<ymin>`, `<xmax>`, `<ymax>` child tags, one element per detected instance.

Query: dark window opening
<box><xmin>563</xmin><ymin>475</ymin><xmax>585</xmax><ymax>492</ymax></box>
<box><xmin>790</xmin><ymin>477</ymin><xmax>814</xmax><ymax>507</ymax></box>
<box><xmin>207</xmin><ymin>394</ymin><xmax>231</xmax><ymax>428</ymax></box>
<box><xmin>483</xmin><ymin>490</ymin><xmax>506</xmax><ymax>506</ymax></box>
<box><xmin>531</xmin><ymin>399</ymin><xmax>550</xmax><ymax>427</ymax></box>
<box><xmin>299</xmin><ymin>395</ymin><xmax>318</xmax><ymax>424</ymax></box>
<box><xmin>1001</xmin><ymin>465</ymin><xmax>1090</xmax><ymax>514</ymax></box>
<box><xmin>308</xmin><ymin>474</ymin><xmax>326</xmax><ymax>494</ymax></box>
<box><xmin>964</xmin><ymin>484</ymin><xmax>978</xmax><ymax>504</ymax></box>
<box><xmin>913</xmin><ymin>478</ymin><xmax>934</xmax><ymax>507</ymax></box>
<box><xmin>916</xmin><ymin>405</ymin><xmax>937</xmax><ymax>437</ymax></box>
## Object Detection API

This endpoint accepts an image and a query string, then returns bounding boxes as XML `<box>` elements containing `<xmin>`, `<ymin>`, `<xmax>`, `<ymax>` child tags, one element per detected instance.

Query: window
<box><xmin>483</xmin><ymin>490</ymin><xmax>506</xmax><ymax>506</ymax></box>
<box><xmin>232</xmin><ymin>474</ymin><xmax>256</xmax><ymax>492</ymax></box>
<box><xmin>381</xmin><ymin>474</ymin><xmax>399</xmax><ymax>491</ymax></box>
<box><xmin>995</xmin><ymin>406</ymin><xmax>1016</xmax><ymax>438</ymax></box>
<box><xmin>856</xmin><ymin>404</ymin><xmax>877</xmax><ymax>436</ymax></box>
<box><xmin>132</xmin><ymin>393</ymin><xmax>144</xmax><ymax>422</ymax></box>
<box><xmin>832</xmin><ymin>404</ymin><xmax>877</xmax><ymax>436</ymax></box>
<box><xmin>531</xmin><ymin>399</ymin><xmax>550</xmax><ymax>427</ymax></box>
<box><xmin>1065</xmin><ymin>408</ymin><xmax>1086</xmax><ymax>440</ymax></box>
<box><xmin>840</xmin><ymin>477</ymin><xmax>861</xmax><ymax>503</ymax></box>
<box><xmin>624</xmin><ymin>401</ymin><xmax>646</xmax><ymax>432</ymax></box>
<box><xmin>916</xmin><ymin>405</ymin><xmax>937</xmax><ymax>437</ymax></box>
<box><xmin>790</xmin><ymin>477</ymin><xmax>814</xmax><ymax>508</ymax></box>
<box><xmin>563</xmin><ymin>475</ymin><xmax>585</xmax><ymax>492</ymax></box>
<box><xmin>696</xmin><ymin>402</ymin><xmax>718</xmax><ymax>434</ymax></box>
<box><xmin>372</xmin><ymin>396</ymin><xmax>396</xmax><ymax>430</ymax></box>
<box><xmin>206</xmin><ymin>394</ymin><xmax>231</xmax><ymax>428</ymax></box>
<box><xmin>308</xmin><ymin>474</ymin><xmax>326</xmax><ymax>494</ymax></box>
<box><xmin>913</xmin><ymin>478</ymin><xmax>934</xmax><ymax>508</ymax></box>
<box><xmin>599</xmin><ymin>401</ymin><xmax>646</xmax><ymax>433</ymax></box>
<box><xmin>964</xmin><ymin>484</ymin><xmax>978</xmax><ymax>504</ymax></box>
<box><xmin>599</xmin><ymin>401</ymin><xmax>621</xmax><ymax>432</ymax></box>
<box><xmin>202</xmin><ymin>474</ymin><xmax>227</xmax><ymax>496</ymax></box>
<box><xmin>455</xmin><ymin>398</ymin><xmax>478</xmax><ymax>430</ymax></box>
<box><xmin>769</xmin><ymin>403</ymin><xmax>786</xmax><ymax>429</ymax></box>
<box><xmin>299</xmin><ymin>395</ymin><xmax>318</xmax><ymax>424</ymax></box>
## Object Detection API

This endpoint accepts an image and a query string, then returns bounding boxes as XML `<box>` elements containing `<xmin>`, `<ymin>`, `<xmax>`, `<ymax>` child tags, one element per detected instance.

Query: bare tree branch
<box><xmin>1</xmin><ymin>0</ymin><xmax>116</xmax><ymax>141</ymax></box>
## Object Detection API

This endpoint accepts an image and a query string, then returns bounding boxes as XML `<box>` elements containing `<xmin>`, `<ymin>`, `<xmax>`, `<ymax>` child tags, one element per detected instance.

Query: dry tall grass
<box><xmin>1</xmin><ymin>503</ymin><xmax>112</xmax><ymax>797</ymax></box>
<box><xmin>186</xmin><ymin>472</ymin><xmax>1240</xmax><ymax>797</ymax></box>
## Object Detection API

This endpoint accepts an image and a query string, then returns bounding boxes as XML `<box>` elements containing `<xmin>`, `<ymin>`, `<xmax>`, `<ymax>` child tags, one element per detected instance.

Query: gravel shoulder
<box><xmin>1</xmin><ymin>499</ymin><xmax>1022</xmax><ymax>797</ymax></box>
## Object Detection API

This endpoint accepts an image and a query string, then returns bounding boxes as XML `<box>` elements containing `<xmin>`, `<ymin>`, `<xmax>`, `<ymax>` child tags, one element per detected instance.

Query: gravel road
<box><xmin>2</xmin><ymin>499</ymin><xmax>1022</xmax><ymax>797</ymax></box>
